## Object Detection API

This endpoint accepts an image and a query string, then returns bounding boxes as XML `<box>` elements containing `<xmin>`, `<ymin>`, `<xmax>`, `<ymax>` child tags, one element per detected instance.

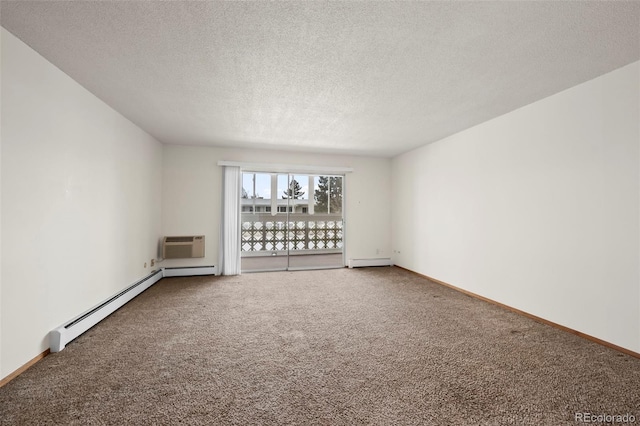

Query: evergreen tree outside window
<box><xmin>314</xmin><ymin>176</ymin><xmax>342</xmax><ymax>214</ymax></box>
<box><xmin>282</xmin><ymin>179</ymin><xmax>305</xmax><ymax>199</ymax></box>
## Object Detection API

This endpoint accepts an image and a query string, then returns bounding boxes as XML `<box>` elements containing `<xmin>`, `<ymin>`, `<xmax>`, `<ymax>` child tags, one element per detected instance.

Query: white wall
<box><xmin>162</xmin><ymin>145</ymin><xmax>391</xmax><ymax>268</ymax></box>
<box><xmin>392</xmin><ymin>61</ymin><xmax>640</xmax><ymax>353</ymax></box>
<box><xmin>1</xmin><ymin>28</ymin><xmax>163</xmax><ymax>379</ymax></box>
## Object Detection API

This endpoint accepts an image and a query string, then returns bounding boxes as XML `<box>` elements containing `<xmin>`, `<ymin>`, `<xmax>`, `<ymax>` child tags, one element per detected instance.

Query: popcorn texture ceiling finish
<box><xmin>1</xmin><ymin>1</ymin><xmax>639</xmax><ymax>157</ymax></box>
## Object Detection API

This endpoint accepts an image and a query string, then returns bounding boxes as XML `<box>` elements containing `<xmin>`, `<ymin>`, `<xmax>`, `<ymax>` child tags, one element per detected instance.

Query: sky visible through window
<box><xmin>243</xmin><ymin>173</ymin><xmax>314</xmax><ymax>200</ymax></box>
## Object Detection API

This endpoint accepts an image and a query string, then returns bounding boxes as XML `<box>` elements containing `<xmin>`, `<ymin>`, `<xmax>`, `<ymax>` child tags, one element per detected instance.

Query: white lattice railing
<box><xmin>241</xmin><ymin>213</ymin><xmax>343</xmax><ymax>255</ymax></box>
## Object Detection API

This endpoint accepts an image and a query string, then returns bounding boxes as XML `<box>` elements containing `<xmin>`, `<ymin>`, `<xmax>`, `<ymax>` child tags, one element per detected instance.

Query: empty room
<box><xmin>1</xmin><ymin>1</ymin><xmax>639</xmax><ymax>424</ymax></box>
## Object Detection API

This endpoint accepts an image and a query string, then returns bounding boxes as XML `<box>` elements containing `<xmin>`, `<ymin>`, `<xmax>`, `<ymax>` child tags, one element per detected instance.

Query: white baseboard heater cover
<box><xmin>162</xmin><ymin>266</ymin><xmax>217</xmax><ymax>277</ymax></box>
<box><xmin>50</xmin><ymin>269</ymin><xmax>164</xmax><ymax>353</ymax></box>
<box><xmin>348</xmin><ymin>258</ymin><xmax>392</xmax><ymax>268</ymax></box>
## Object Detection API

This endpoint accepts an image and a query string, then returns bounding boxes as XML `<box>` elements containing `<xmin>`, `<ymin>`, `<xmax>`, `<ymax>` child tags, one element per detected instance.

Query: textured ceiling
<box><xmin>1</xmin><ymin>1</ymin><xmax>639</xmax><ymax>157</ymax></box>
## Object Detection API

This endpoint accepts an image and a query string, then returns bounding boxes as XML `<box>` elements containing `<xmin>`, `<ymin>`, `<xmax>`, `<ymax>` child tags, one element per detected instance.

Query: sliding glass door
<box><xmin>240</xmin><ymin>172</ymin><xmax>344</xmax><ymax>272</ymax></box>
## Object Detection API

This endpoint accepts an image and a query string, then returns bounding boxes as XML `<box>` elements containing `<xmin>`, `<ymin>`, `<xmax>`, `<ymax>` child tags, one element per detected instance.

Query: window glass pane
<box><xmin>241</xmin><ymin>173</ymin><xmax>272</xmax><ymax>214</ymax></box>
<box><xmin>289</xmin><ymin>175</ymin><xmax>308</xmax><ymax>200</ymax></box>
<box><xmin>254</xmin><ymin>173</ymin><xmax>271</xmax><ymax>199</ymax></box>
<box><xmin>313</xmin><ymin>176</ymin><xmax>328</xmax><ymax>213</ymax></box>
<box><xmin>242</xmin><ymin>174</ymin><xmax>253</xmax><ymax>200</ymax></box>
<box><xmin>313</xmin><ymin>175</ymin><xmax>342</xmax><ymax>214</ymax></box>
<box><xmin>329</xmin><ymin>176</ymin><xmax>343</xmax><ymax>215</ymax></box>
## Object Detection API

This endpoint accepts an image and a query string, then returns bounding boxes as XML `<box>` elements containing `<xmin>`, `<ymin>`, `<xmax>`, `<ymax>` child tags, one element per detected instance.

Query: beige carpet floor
<box><xmin>1</xmin><ymin>267</ymin><xmax>639</xmax><ymax>425</ymax></box>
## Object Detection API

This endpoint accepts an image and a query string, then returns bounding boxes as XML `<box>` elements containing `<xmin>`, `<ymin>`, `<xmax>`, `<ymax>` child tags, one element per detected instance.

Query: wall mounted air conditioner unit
<box><xmin>163</xmin><ymin>235</ymin><xmax>205</xmax><ymax>259</ymax></box>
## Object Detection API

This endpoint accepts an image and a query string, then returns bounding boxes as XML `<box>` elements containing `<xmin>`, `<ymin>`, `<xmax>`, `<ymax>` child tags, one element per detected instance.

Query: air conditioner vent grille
<box><xmin>165</xmin><ymin>236</ymin><xmax>195</xmax><ymax>243</ymax></box>
<box><xmin>165</xmin><ymin>245</ymin><xmax>195</xmax><ymax>259</ymax></box>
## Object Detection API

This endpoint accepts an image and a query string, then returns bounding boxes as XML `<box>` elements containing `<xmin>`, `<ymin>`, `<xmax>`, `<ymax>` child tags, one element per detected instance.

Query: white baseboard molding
<box><xmin>162</xmin><ymin>265</ymin><xmax>218</xmax><ymax>277</ymax></box>
<box><xmin>49</xmin><ymin>269</ymin><xmax>164</xmax><ymax>353</ymax></box>
<box><xmin>348</xmin><ymin>258</ymin><xmax>392</xmax><ymax>268</ymax></box>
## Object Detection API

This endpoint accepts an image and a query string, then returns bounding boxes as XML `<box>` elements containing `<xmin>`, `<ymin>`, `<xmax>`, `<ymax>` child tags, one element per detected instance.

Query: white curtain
<box><xmin>220</xmin><ymin>166</ymin><xmax>241</xmax><ymax>275</ymax></box>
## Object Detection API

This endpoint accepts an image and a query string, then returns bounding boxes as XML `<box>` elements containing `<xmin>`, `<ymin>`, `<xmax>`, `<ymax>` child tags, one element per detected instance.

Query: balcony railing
<box><xmin>241</xmin><ymin>213</ymin><xmax>343</xmax><ymax>255</ymax></box>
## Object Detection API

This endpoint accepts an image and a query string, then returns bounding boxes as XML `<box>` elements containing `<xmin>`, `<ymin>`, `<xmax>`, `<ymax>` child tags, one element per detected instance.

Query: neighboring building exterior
<box><xmin>241</xmin><ymin>197</ymin><xmax>312</xmax><ymax>214</ymax></box>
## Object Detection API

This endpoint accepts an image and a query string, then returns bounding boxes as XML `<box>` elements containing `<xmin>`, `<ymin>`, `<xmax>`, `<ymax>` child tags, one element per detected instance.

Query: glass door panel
<box><xmin>287</xmin><ymin>174</ymin><xmax>344</xmax><ymax>271</ymax></box>
<box><xmin>241</xmin><ymin>172</ymin><xmax>344</xmax><ymax>272</ymax></box>
<box><xmin>240</xmin><ymin>172</ymin><xmax>286</xmax><ymax>272</ymax></box>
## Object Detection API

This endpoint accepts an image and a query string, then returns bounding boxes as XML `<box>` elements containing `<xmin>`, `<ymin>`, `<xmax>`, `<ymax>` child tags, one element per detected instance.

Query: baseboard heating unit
<box><xmin>50</xmin><ymin>266</ymin><xmax>218</xmax><ymax>352</ymax></box>
<box><xmin>162</xmin><ymin>265</ymin><xmax>217</xmax><ymax>277</ymax></box>
<box><xmin>348</xmin><ymin>258</ymin><xmax>392</xmax><ymax>268</ymax></box>
<box><xmin>50</xmin><ymin>270</ymin><xmax>164</xmax><ymax>352</ymax></box>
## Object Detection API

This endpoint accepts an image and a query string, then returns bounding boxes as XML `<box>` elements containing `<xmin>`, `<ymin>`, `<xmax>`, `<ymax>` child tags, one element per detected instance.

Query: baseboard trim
<box><xmin>0</xmin><ymin>349</ymin><xmax>50</xmax><ymax>388</ymax></box>
<box><xmin>162</xmin><ymin>265</ymin><xmax>217</xmax><ymax>277</ymax></box>
<box><xmin>394</xmin><ymin>265</ymin><xmax>640</xmax><ymax>360</ymax></box>
<box><xmin>348</xmin><ymin>258</ymin><xmax>392</xmax><ymax>268</ymax></box>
